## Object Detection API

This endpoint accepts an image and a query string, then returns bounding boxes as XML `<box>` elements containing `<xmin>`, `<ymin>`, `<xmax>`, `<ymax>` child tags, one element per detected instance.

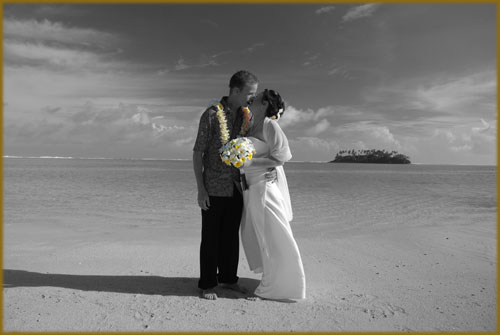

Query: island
<box><xmin>330</xmin><ymin>149</ymin><xmax>411</xmax><ymax>164</ymax></box>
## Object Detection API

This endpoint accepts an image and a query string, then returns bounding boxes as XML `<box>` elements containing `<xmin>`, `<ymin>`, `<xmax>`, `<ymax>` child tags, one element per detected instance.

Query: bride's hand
<box><xmin>242</xmin><ymin>158</ymin><xmax>253</xmax><ymax>169</ymax></box>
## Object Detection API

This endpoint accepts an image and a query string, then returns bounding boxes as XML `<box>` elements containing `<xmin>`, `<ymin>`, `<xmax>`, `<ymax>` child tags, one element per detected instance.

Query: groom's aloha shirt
<box><xmin>193</xmin><ymin>97</ymin><xmax>244</xmax><ymax>197</ymax></box>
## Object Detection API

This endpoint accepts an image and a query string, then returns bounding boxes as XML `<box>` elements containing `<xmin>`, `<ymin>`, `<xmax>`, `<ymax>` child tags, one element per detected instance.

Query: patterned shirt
<box><xmin>193</xmin><ymin>97</ymin><xmax>244</xmax><ymax>197</ymax></box>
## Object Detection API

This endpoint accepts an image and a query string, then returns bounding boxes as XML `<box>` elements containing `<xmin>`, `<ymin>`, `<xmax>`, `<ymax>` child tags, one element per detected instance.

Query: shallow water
<box><xmin>4</xmin><ymin>158</ymin><xmax>496</xmax><ymax>237</ymax></box>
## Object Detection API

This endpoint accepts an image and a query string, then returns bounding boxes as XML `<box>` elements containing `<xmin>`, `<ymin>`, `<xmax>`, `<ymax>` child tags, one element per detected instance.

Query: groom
<box><xmin>193</xmin><ymin>70</ymin><xmax>258</xmax><ymax>300</ymax></box>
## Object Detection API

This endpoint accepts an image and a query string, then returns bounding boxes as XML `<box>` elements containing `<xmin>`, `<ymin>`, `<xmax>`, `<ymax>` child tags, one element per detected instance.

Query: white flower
<box><xmin>219</xmin><ymin>137</ymin><xmax>256</xmax><ymax>168</ymax></box>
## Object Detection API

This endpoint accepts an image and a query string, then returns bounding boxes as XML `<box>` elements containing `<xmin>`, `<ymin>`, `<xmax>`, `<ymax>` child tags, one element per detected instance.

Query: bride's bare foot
<box><xmin>201</xmin><ymin>288</ymin><xmax>218</xmax><ymax>300</ymax></box>
<box><xmin>220</xmin><ymin>283</ymin><xmax>248</xmax><ymax>294</ymax></box>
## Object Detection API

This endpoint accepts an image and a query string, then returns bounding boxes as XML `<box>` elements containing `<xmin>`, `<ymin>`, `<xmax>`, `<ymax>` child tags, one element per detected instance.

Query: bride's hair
<box><xmin>263</xmin><ymin>89</ymin><xmax>285</xmax><ymax>119</ymax></box>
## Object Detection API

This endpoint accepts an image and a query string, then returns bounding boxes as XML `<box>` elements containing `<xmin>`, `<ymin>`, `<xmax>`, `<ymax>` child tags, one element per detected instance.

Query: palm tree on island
<box><xmin>330</xmin><ymin>149</ymin><xmax>411</xmax><ymax>164</ymax></box>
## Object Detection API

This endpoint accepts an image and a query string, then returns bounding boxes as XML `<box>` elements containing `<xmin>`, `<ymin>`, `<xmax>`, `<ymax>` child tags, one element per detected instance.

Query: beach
<box><xmin>3</xmin><ymin>158</ymin><xmax>497</xmax><ymax>332</ymax></box>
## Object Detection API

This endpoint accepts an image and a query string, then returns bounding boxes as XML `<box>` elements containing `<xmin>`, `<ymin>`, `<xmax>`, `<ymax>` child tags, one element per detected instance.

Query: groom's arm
<box><xmin>243</xmin><ymin>158</ymin><xmax>280</xmax><ymax>183</ymax></box>
<box><xmin>193</xmin><ymin>151</ymin><xmax>210</xmax><ymax>210</ymax></box>
<box><xmin>244</xmin><ymin>156</ymin><xmax>283</xmax><ymax>169</ymax></box>
<box><xmin>193</xmin><ymin>110</ymin><xmax>212</xmax><ymax>210</ymax></box>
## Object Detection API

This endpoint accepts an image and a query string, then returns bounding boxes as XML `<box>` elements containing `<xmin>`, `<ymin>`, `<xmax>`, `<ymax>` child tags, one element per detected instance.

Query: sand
<box><xmin>3</xmin><ymin>212</ymin><xmax>496</xmax><ymax>333</ymax></box>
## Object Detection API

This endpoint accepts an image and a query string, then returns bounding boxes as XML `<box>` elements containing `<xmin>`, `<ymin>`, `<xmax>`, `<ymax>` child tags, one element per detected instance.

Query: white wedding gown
<box><xmin>241</xmin><ymin>118</ymin><xmax>306</xmax><ymax>300</ymax></box>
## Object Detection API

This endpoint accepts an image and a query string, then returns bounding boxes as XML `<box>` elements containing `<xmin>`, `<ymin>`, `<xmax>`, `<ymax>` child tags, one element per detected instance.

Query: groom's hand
<box><xmin>265</xmin><ymin>168</ymin><xmax>277</xmax><ymax>183</ymax></box>
<box><xmin>198</xmin><ymin>188</ymin><xmax>210</xmax><ymax>210</ymax></box>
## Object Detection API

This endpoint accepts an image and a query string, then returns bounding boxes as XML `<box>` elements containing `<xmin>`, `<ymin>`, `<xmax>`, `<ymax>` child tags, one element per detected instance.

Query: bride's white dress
<box><xmin>241</xmin><ymin>118</ymin><xmax>306</xmax><ymax>300</ymax></box>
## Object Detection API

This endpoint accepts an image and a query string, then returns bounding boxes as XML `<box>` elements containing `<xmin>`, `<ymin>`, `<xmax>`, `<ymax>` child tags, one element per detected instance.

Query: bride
<box><xmin>240</xmin><ymin>89</ymin><xmax>306</xmax><ymax>300</ymax></box>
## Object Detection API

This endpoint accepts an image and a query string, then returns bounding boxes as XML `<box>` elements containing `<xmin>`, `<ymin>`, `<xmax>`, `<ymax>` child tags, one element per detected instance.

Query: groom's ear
<box><xmin>229</xmin><ymin>87</ymin><xmax>241</xmax><ymax>96</ymax></box>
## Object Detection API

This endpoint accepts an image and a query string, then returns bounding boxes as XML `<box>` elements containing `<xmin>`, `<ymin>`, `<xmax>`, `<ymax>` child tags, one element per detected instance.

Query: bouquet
<box><xmin>219</xmin><ymin>137</ymin><xmax>256</xmax><ymax>169</ymax></box>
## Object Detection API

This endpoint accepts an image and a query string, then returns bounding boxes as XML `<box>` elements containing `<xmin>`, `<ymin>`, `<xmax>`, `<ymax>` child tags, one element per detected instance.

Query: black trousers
<box><xmin>198</xmin><ymin>188</ymin><xmax>243</xmax><ymax>290</ymax></box>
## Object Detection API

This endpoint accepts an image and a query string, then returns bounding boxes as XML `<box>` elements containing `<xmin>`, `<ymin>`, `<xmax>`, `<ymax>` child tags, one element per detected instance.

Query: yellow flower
<box><xmin>234</xmin><ymin>161</ymin><xmax>242</xmax><ymax>168</ymax></box>
<box><xmin>241</xmin><ymin>156</ymin><xmax>246</xmax><ymax>162</ymax></box>
<box><xmin>248</xmin><ymin>153</ymin><xmax>253</xmax><ymax>160</ymax></box>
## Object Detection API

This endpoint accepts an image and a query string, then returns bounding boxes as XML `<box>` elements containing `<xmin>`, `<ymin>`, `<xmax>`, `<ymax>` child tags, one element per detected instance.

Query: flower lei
<box><xmin>214</xmin><ymin>103</ymin><xmax>252</xmax><ymax>145</ymax></box>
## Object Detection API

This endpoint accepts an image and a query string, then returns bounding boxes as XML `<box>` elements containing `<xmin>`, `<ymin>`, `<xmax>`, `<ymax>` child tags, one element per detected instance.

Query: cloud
<box><xmin>200</xmin><ymin>19</ymin><xmax>219</xmax><ymax>28</ymax></box>
<box><xmin>42</xmin><ymin>106</ymin><xmax>62</xmax><ymax>114</ymax></box>
<box><xmin>342</xmin><ymin>4</ymin><xmax>381</xmax><ymax>23</ymax></box>
<box><xmin>411</xmin><ymin>131</ymin><xmax>495</xmax><ymax>164</ymax></box>
<box><xmin>4</xmin><ymin>18</ymin><xmax>118</xmax><ymax>49</ymax></box>
<box><xmin>303</xmin><ymin>52</ymin><xmax>321</xmax><ymax>67</ymax></box>
<box><xmin>282</xmin><ymin>104</ymin><xmax>341</xmax><ymax>125</ymax></box>
<box><xmin>4</xmin><ymin>18</ymin><xmax>126</xmax><ymax>73</ymax></box>
<box><xmin>415</xmin><ymin>71</ymin><xmax>496</xmax><ymax>116</ymax></box>
<box><xmin>360</xmin><ymin>70</ymin><xmax>497</xmax><ymax>128</ymax></box>
<box><xmin>280</xmin><ymin>104</ymin><xmax>367</xmax><ymax>131</ymax></box>
<box><xmin>174</xmin><ymin>57</ymin><xmax>190</xmax><ymax>71</ymax></box>
<box><xmin>472</xmin><ymin>119</ymin><xmax>492</xmax><ymax>134</ymax></box>
<box><xmin>430</xmin><ymin>121</ymin><xmax>496</xmax><ymax>158</ymax></box>
<box><xmin>173</xmin><ymin>56</ymin><xmax>218</xmax><ymax>71</ymax></box>
<box><xmin>174</xmin><ymin>136</ymin><xmax>195</xmax><ymax>146</ymax></box>
<box><xmin>33</xmin><ymin>5</ymin><xmax>89</xmax><ymax>17</ymax></box>
<box><xmin>4</xmin><ymin>102</ymin><xmax>196</xmax><ymax>158</ymax></box>
<box><xmin>315</xmin><ymin>106</ymin><xmax>337</xmax><ymax>120</ymax></box>
<box><xmin>434</xmin><ymin>129</ymin><xmax>457</xmax><ymax>144</ymax></box>
<box><xmin>328</xmin><ymin>64</ymin><xmax>352</xmax><ymax>79</ymax></box>
<box><xmin>370</xmin><ymin>126</ymin><xmax>401</xmax><ymax>148</ymax></box>
<box><xmin>4</xmin><ymin>53</ymin><xmax>219</xmax><ymax>119</ymax></box>
<box><xmin>278</xmin><ymin>105</ymin><xmax>316</xmax><ymax>128</ymax></box>
<box><xmin>315</xmin><ymin>6</ymin><xmax>336</xmax><ymax>15</ymax></box>
<box><xmin>157</xmin><ymin>68</ymin><xmax>170</xmax><ymax>76</ymax></box>
<box><xmin>288</xmin><ymin>137</ymin><xmax>340</xmax><ymax>162</ymax></box>
<box><xmin>450</xmin><ymin>144</ymin><xmax>473</xmax><ymax>152</ymax></box>
<box><xmin>4</xmin><ymin>41</ymin><xmax>103</xmax><ymax>69</ymax></box>
<box><xmin>246</xmin><ymin>43</ymin><xmax>265</xmax><ymax>53</ymax></box>
<box><xmin>335</xmin><ymin>122</ymin><xmax>402</xmax><ymax>150</ymax></box>
<box><xmin>211</xmin><ymin>50</ymin><xmax>233</xmax><ymax>58</ymax></box>
<box><xmin>306</xmin><ymin>119</ymin><xmax>331</xmax><ymax>136</ymax></box>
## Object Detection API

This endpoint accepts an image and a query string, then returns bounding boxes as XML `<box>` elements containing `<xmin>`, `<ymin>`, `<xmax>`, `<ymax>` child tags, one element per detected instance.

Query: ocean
<box><xmin>3</xmin><ymin>158</ymin><xmax>497</xmax><ymax>239</ymax></box>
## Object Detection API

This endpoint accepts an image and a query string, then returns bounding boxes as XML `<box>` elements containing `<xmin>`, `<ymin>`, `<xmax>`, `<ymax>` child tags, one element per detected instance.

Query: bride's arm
<box><xmin>243</xmin><ymin>119</ymin><xmax>291</xmax><ymax>169</ymax></box>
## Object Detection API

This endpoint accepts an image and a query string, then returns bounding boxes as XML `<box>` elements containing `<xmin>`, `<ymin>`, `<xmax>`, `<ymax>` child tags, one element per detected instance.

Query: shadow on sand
<box><xmin>3</xmin><ymin>269</ymin><xmax>260</xmax><ymax>299</ymax></box>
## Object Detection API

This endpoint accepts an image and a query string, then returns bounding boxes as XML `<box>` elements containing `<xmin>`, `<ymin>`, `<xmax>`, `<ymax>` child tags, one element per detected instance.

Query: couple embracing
<box><xmin>193</xmin><ymin>70</ymin><xmax>306</xmax><ymax>301</ymax></box>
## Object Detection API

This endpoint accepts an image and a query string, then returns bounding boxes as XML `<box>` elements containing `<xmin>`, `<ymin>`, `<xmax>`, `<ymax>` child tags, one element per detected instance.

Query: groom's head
<box><xmin>228</xmin><ymin>70</ymin><xmax>259</xmax><ymax>108</ymax></box>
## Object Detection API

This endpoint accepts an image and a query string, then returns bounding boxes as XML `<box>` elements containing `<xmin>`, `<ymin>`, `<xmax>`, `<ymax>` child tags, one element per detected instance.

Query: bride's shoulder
<box><xmin>265</xmin><ymin>118</ymin><xmax>284</xmax><ymax>135</ymax></box>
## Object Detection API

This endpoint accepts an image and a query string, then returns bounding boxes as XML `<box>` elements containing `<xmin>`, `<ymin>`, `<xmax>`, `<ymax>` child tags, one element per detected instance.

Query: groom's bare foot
<box><xmin>201</xmin><ymin>288</ymin><xmax>217</xmax><ymax>300</ymax></box>
<box><xmin>220</xmin><ymin>283</ymin><xmax>248</xmax><ymax>294</ymax></box>
<box><xmin>246</xmin><ymin>293</ymin><xmax>263</xmax><ymax>301</ymax></box>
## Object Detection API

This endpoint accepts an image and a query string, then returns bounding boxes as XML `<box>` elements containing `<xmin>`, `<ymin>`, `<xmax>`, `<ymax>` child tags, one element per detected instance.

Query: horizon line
<box><xmin>2</xmin><ymin>156</ymin><xmax>496</xmax><ymax>166</ymax></box>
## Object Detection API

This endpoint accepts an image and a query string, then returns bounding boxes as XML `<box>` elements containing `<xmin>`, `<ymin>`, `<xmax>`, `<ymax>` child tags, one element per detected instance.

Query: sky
<box><xmin>3</xmin><ymin>3</ymin><xmax>497</xmax><ymax>164</ymax></box>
